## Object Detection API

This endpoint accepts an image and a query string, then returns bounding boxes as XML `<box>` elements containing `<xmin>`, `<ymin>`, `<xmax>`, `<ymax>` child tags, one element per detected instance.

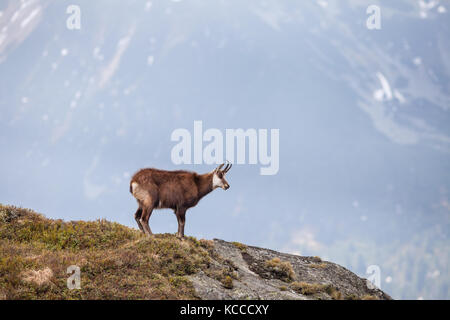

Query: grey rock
<box><xmin>189</xmin><ymin>239</ymin><xmax>391</xmax><ymax>300</ymax></box>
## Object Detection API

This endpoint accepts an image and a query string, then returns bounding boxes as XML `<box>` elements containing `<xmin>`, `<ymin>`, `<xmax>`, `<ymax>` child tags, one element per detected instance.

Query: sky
<box><xmin>0</xmin><ymin>0</ymin><xmax>449</xmax><ymax>299</ymax></box>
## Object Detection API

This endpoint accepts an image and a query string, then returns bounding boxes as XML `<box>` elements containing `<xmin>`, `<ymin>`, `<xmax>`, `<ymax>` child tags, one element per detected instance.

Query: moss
<box><xmin>265</xmin><ymin>257</ymin><xmax>296</xmax><ymax>282</ymax></box>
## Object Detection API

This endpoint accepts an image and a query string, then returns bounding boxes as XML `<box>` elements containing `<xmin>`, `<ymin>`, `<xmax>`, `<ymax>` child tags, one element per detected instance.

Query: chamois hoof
<box><xmin>176</xmin><ymin>234</ymin><xmax>185</xmax><ymax>241</ymax></box>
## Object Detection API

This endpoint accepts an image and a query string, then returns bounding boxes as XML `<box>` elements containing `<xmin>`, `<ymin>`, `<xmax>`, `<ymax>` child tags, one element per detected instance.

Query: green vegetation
<box><xmin>0</xmin><ymin>204</ymin><xmax>212</xmax><ymax>299</ymax></box>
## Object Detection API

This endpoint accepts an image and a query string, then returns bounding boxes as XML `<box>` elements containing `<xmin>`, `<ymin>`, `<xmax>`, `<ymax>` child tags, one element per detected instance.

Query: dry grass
<box><xmin>308</xmin><ymin>263</ymin><xmax>327</xmax><ymax>269</ymax></box>
<box><xmin>291</xmin><ymin>281</ymin><xmax>327</xmax><ymax>295</ymax></box>
<box><xmin>265</xmin><ymin>257</ymin><xmax>296</xmax><ymax>282</ymax></box>
<box><xmin>205</xmin><ymin>263</ymin><xmax>238</xmax><ymax>290</ymax></box>
<box><xmin>231</xmin><ymin>242</ymin><xmax>248</xmax><ymax>252</ymax></box>
<box><xmin>289</xmin><ymin>281</ymin><xmax>372</xmax><ymax>300</ymax></box>
<box><xmin>361</xmin><ymin>294</ymin><xmax>379</xmax><ymax>300</ymax></box>
<box><xmin>324</xmin><ymin>285</ymin><xmax>344</xmax><ymax>300</ymax></box>
<box><xmin>0</xmin><ymin>204</ymin><xmax>213</xmax><ymax>299</ymax></box>
<box><xmin>221</xmin><ymin>276</ymin><xmax>234</xmax><ymax>289</ymax></box>
<box><xmin>21</xmin><ymin>268</ymin><xmax>53</xmax><ymax>286</ymax></box>
<box><xmin>290</xmin><ymin>281</ymin><xmax>344</xmax><ymax>300</ymax></box>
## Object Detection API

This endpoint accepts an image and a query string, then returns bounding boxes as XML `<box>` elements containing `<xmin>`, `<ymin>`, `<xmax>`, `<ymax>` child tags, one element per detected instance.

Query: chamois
<box><xmin>129</xmin><ymin>163</ymin><xmax>232</xmax><ymax>238</ymax></box>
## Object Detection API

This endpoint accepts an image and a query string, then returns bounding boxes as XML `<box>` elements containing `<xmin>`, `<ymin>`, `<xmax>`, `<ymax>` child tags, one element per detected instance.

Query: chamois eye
<box><xmin>218</xmin><ymin>172</ymin><xmax>223</xmax><ymax>178</ymax></box>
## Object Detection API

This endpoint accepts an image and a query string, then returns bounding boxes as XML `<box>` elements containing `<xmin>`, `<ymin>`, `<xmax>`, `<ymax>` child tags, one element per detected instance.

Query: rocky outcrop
<box><xmin>189</xmin><ymin>239</ymin><xmax>391</xmax><ymax>300</ymax></box>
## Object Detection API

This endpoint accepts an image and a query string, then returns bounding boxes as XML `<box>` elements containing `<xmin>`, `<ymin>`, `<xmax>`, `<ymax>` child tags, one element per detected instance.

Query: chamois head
<box><xmin>212</xmin><ymin>162</ymin><xmax>232</xmax><ymax>190</ymax></box>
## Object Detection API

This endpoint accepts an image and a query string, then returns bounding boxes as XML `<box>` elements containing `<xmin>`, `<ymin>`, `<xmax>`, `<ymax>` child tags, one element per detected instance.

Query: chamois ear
<box><xmin>215</xmin><ymin>163</ymin><xmax>225</xmax><ymax>172</ymax></box>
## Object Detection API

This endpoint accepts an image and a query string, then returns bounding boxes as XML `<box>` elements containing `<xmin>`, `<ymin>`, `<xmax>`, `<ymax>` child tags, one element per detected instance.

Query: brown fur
<box><xmin>129</xmin><ymin>165</ymin><xmax>230</xmax><ymax>238</ymax></box>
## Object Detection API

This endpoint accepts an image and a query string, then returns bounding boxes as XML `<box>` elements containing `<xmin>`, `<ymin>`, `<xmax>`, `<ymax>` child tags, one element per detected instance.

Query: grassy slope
<box><xmin>0</xmin><ymin>204</ymin><xmax>214</xmax><ymax>299</ymax></box>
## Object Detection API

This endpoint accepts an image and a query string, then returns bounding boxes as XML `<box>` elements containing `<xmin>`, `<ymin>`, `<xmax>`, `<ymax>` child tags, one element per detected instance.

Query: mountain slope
<box><xmin>0</xmin><ymin>204</ymin><xmax>390</xmax><ymax>300</ymax></box>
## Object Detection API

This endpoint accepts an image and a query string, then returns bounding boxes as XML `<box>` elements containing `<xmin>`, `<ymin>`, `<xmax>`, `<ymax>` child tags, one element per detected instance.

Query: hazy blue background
<box><xmin>0</xmin><ymin>0</ymin><xmax>449</xmax><ymax>299</ymax></box>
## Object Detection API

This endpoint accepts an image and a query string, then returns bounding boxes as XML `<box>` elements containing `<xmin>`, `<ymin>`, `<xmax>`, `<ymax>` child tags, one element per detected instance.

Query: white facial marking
<box><xmin>212</xmin><ymin>172</ymin><xmax>223</xmax><ymax>189</ymax></box>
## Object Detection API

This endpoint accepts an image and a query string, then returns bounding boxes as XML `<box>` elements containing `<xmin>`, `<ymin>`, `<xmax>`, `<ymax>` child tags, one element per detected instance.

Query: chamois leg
<box><xmin>175</xmin><ymin>207</ymin><xmax>187</xmax><ymax>239</ymax></box>
<box><xmin>134</xmin><ymin>206</ymin><xmax>144</xmax><ymax>233</ymax></box>
<box><xmin>140</xmin><ymin>205</ymin><xmax>154</xmax><ymax>237</ymax></box>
